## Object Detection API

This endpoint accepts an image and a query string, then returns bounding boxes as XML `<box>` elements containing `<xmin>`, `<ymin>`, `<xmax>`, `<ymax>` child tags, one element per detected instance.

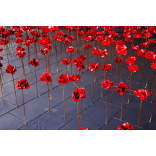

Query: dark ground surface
<box><xmin>0</xmin><ymin>27</ymin><xmax>155</xmax><ymax>130</ymax></box>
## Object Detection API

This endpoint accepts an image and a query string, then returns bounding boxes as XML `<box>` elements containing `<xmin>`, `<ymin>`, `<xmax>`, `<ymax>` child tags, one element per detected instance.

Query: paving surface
<box><xmin>0</xmin><ymin>27</ymin><xmax>155</xmax><ymax>130</ymax></box>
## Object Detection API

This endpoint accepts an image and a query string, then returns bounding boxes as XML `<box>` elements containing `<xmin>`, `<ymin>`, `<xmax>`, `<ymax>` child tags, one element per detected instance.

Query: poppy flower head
<box><xmin>14</xmin><ymin>32</ymin><xmax>23</xmax><ymax>38</ymax></box>
<box><xmin>150</xmin><ymin>54</ymin><xmax>156</xmax><ymax>63</ymax></box>
<box><xmin>61</xmin><ymin>58</ymin><xmax>70</xmax><ymax>65</ymax></box>
<box><xmin>102</xmin><ymin>64</ymin><xmax>113</xmax><ymax>71</ymax></box>
<box><xmin>5</xmin><ymin>65</ymin><xmax>17</xmax><ymax>74</ymax></box>
<box><xmin>117</xmin><ymin>122</ymin><xmax>134</xmax><ymax>130</ymax></box>
<box><xmin>101</xmin><ymin>40</ymin><xmax>110</xmax><ymax>46</ymax></box>
<box><xmin>127</xmin><ymin>64</ymin><xmax>139</xmax><ymax>72</ymax></box>
<box><xmin>134</xmin><ymin>89</ymin><xmax>151</xmax><ymax>101</ymax></box>
<box><xmin>79</xmin><ymin>55</ymin><xmax>87</xmax><ymax>61</ymax></box>
<box><xmin>69</xmin><ymin>75</ymin><xmax>81</xmax><ymax>82</ymax></box>
<box><xmin>57</xmin><ymin>74</ymin><xmax>69</xmax><ymax>85</ymax></box>
<box><xmin>84</xmin><ymin>43</ymin><xmax>91</xmax><ymax>49</ymax></box>
<box><xmin>134</xmin><ymin>33</ymin><xmax>142</xmax><ymax>39</ymax></box>
<box><xmin>68</xmin><ymin>35</ymin><xmax>75</xmax><ymax>40</ymax></box>
<box><xmin>29</xmin><ymin>58</ymin><xmax>39</xmax><ymax>67</ymax></box>
<box><xmin>89</xmin><ymin>63</ymin><xmax>100</xmax><ymax>71</ymax></box>
<box><xmin>39</xmin><ymin>37</ymin><xmax>52</xmax><ymax>45</ymax></box>
<box><xmin>101</xmin><ymin>79</ymin><xmax>114</xmax><ymax>89</ymax></box>
<box><xmin>146</xmin><ymin>51</ymin><xmax>155</xmax><ymax>59</ymax></box>
<box><xmin>137</xmin><ymin>49</ymin><xmax>146</xmax><ymax>57</ymax></box>
<box><xmin>117</xmin><ymin>82</ymin><xmax>129</xmax><ymax>95</ymax></box>
<box><xmin>16</xmin><ymin>46</ymin><xmax>25</xmax><ymax>51</ymax></box>
<box><xmin>91</xmin><ymin>47</ymin><xmax>98</xmax><ymax>55</ymax></box>
<box><xmin>115</xmin><ymin>41</ymin><xmax>124</xmax><ymax>46</ymax></box>
<box><xmin>66</xmin><ymin>46</ymin><xmax>75</xmax><ymax>53</ymax></box>
<box><xmin>131</xmin><ymin>44</ymin><xmax>140</xmax><ymax>51</ymax></box>
<box><xmin>16</xmin><ymin>79</ymin><xmax>30</xmax><ymax>90</ymax></box>
<box><xmin>80</xmin><ymin>127</ymin><xmax>91</xmax><ymax>130</ymax></box>
<box><xmin>24</xmin><ymin>39</ymin><xmax>32</xmax><ymax>46</ymax></box>
<box><xmin>63</xmin><ymin>38</ymin><xmax>71</xmax><ymax>44</ymax></box>
<box><xmin>86</xmin><ymin>36</ymin><xmax>94</xmax><ymax>42</ymax></box>
<box><xmin>126</xmin><ymin>56</ymin><xmax>137</xmax><ymax>65</ymax></box>
<box><xmin>71</xmin><ymin>58</ymin><xmax>79</xmax><ymax>66</ymax></box>
<box><xmin>72</xmin><ymin>87</ymin><xmax>86</xmax><ymax>101</ymax></box>
<box><xmin>114</xmin><ymin>57</ymin><xmax>123</xmax><ymax>64</ymax></box>
<box><xmin>0</xmin><ymin>39</ymin><xmax>9</xmax><ymax>45</ymax></box>
<box><xmin>40</xmin><ymin>72</ymin><xmax>52</xmax><ymax>83</ymax></box>
<box><xmin>95</xmin><ymin>36</ymin><xmax>103</xmax><ymax>42</ymax></box>
<box><xmin>116</xmin><ymin>45</ymin><xmax>128</xmax><ymax>55</ymax></box>
<box><xmin>16</xmin><ymin>50</ymin><xmax>26</xmax><ymax>58</ymax></box>
<box><xmin>15</xmin><ymin>37</ymin><xmax>23</xmax><ymax>44</ymax></box>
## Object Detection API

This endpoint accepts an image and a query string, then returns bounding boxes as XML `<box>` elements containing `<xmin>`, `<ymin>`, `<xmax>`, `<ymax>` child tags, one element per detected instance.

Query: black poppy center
<box><xmin>75</xmin><ymin>92</ymin><xmax>80</xmax><ymax>99</ymax></box>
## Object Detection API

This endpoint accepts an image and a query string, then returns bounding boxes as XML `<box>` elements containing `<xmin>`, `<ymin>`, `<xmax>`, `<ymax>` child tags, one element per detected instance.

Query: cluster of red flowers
<box><xmin>0</xmin><ymin>26</ymin><xmax>155</xmax><ymax>130</ymax></box>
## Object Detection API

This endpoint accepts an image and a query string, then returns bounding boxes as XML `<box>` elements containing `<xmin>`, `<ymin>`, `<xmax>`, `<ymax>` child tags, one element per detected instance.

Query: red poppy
<box><xmin>126</xmin><ymin>56</ymin><xmax>137</xmax><ymax>65</ymax></box>
<box><xmin>80</xmin><ymin>127</ymin><xmax>91</xmax><ymax>130</ymax></box>
<box><xmin>116</xmin><ymin>40</ymin><xmax>125</xmax><ymax>45</ymax></box>
<box><xmin>86</xmin><ymin>36</ymin><xmax>94</xmax><ymax>42</ymax></box>
<box><xmin>16</xmin><ymin>50</ymin><xmax>26</xmax><ymax>58</ymax></box>
<box><xmin>146</xmin><ymin>51</ymin><xmax>155</xmax><ymax>59</ymax></box>
<box><xmin>116</xmin><ymin>45</ymin><xmax>128</xmax><ymax>55</ymax></box>
<box><xmin>137</xmin><ymin>49</ymin><xmax>146</xmax><ymax>57</ymax></box>
<box><xmin>57</xmin><ymin>74</ymin><xmax>69</xmax><ymax>85</ymax></box>
<box><xmin>77</xmin><ymin>64</ymin><xmax>85</xmax><ymax>70</ymax></box>
<box><xmin>134</xmin><ymin>33</ymin><xmax>142</xmax><ymax>39</ymax></box>
<box><xmin>40</xmin><ymin>72</ymin><xmax>52</xmax><ymax>83</ymax></box>
<box><xmin>91</xmin><ymin>47</ymin><xmax>98</xmax><ymax>55</ymax></box>
<box><xmin>102</xmin><ymin>64</ymin><xmax>113</xmax><ymax>71</ymax></box>
<box><xmin>24</xmin><ymin>39</ymin><xmax>32</xmax><ymax>46</ymax></box>
<box><xmin>5</xmin><ymin>65</ymin><xmax>17</xmax><ymax>74</ymax></box>
<box><xmin>0</xmin><ymin>46</ymin><xmax>3</xmax><ymax>52</ymax></box>
<box><xmin>95</xmin><ymin>36</ymin><xmax>103</xmax><ymax>41</ymax></box>
<box><xmin>125</xmin><ymin>35</ymin><xmax>132</xmax><ymax>42</ymax></box>
<box><xmin>79</xmin><ymin>55</ymin><xmax>87</xmax><ymax>60</ymax></box>
<box><xmin>63</xmin><ymin>38</ymin><xmax>71</xmax><ymax>44</ymax></box>
<box><xmin>117</xmin><ymin>122</ymin><xmax>134</xmax><ymax>130</ymax></box>
<box><xmin>15</xmin><ymin>37</ymin><xmax>23</xmax><ymax>44</ymax></box>
<box><xmin>117</xmin><ymin>82</ymin><xmax>129</xmax><ymax>95</ymax></box>
<box><xmin>101</xmin><ymin>79</ymin><xmax>114</xmax><ymax>89</ymax></box>
<box><xmin>84</xmin><ymin>43</ymin><xmax>91</xmax><ymax>49</ymax></box>
<box><xmin>140</xmin><ymin>42</ymin><xmax>150</xmax><ymax>48</ymax></box>
<box><xmin>39</xmin><ymin>37</ymin><xmax>52</xmax><ymax>44</ymax></box>
<box><xmin>131</xmin><ymin>44</ymin><xmax>139</xmax><ymax>51</ymax></box>
<box><xmin>151</xmin><ymin>63</ymin><xmax>156</xmax><ymax>69</ymax></box>
<box><xmin>72</xmin><ymin>87</ymin><xmax>86</xmax><ymax>101</ymax></box>
<box><xmin>40</xmin><ymin>48</ymin><xmax>49</xmax><ymax>55</ymax></box>
<box><xmin>0</xmin><ymin>39</ymin><xmax>9</xmax><ymax>45</ymax></box>
<box><xmin>66</xmin><ymin>46</ymin><xmax>75</xmax><ymax>53</ymax></box>
<box><xmin>150</xmin><ymin>54</ymin><xmax>156</xmax><ymax>63</ymax></box>
<box><xmin>14</xmin><ymin>32</ymin><xmax>23</xmax><ymax>38</ymax></box>
<box><xmin>68</xmin><ymin>35</ymin><xmax>75</xmax><ymax>40</ymax></box>
<box><xmin>114</xmin><ymin>57</ymin><xmax>123</xmax><ymax>64</ymax></box>
<box><xmin>16</xmin><ymin>79</ymin><xmax>30</xmax><ymax>90</ymax></box>
<box><xmin>101</xmin><ymin>40</ymin><xmax>110</xmax><ymax>46</ymax></box>
<box><xmin>71</xmin><ymin>58</ymin><xmax>78</xmax><ymax>66</ymax></box>
<box><xmin>16</xmin><ymin>46</ymin><xmax>25</xmax><ymax>51</ymax></box>
<box><xmin>61</xmin><ymin>58</ymin><xmax>70</xmax><ymax>65</ymax></box>
<box><xmin>29</xmin><ymin>58</ymin><xmax>39</xmax><ymax>67</ymax></box>
<box><xmin>127</xmin><ymin>64</ymin><xmax>139</xmax><ymax>72</ymax></box>
<box><xmin>134</xmin><ymin>89</ymin><xmax>151</xmax><ymax>101</ymax></box>
<box><xmin>69</xmin><ymin>75</ymin><xmax>81</xmax><ymax>82</ymax></box>
<box><xmin>0</xmin><ymin>56</ymin><xmax>3</xmax><ymax>60</ymax></box>
<box><xmin>89</xmin><ymin>63</ymin><xmax>100</xmax><ymax>71</ymax></box>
